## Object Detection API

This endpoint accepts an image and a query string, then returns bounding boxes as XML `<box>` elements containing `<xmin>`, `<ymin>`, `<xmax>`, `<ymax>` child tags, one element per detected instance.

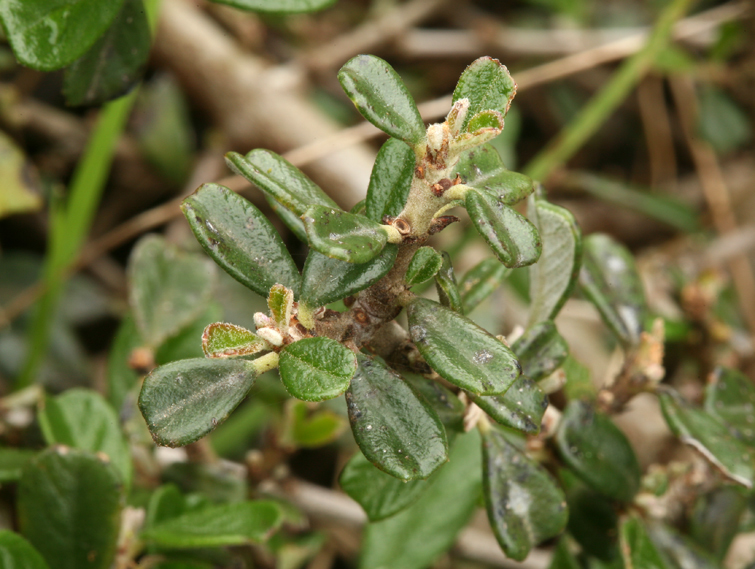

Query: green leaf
<box><xmin>206</xmin><ymin>0</ymin><xmax>336</xmax><ymax>13</ymax></box>
<box><xmin>365</xmin><ymin>137</ymin><xmax>414</xmax><ymax>223</ymax></box>
<box><xmin>338</xmin><ymin>55</ymin><xmax>426</xmax><ymax>146</ymax></box>
<box><xmin>697</xmin><ymin>86</ymin><xmax>752</xmax><ymax>155</ymax></box>
<box><xmin>346</xmin><ymin>354</ymin><xmax>448</xmax><ymax>481</ymax></box>
<box><xmin>106</xmin><ymin>315</ymin><xmax>141</xmax><ymax>412</ymax></box>
<box><xmin>128</xmin><ymin>235</ymin><xmax>216</xmax><ymax>348</ymax></box>
<box><xmin>453</xmin><ymin>144</ymin><xmax>534</xmax><ymax>204</ymax></box>
<box><xmin>620</xmin><ymin>516</ymin><xmax>673</xmax><ymax>569</ymax></box>
<box><xmin>339</xmin><ymin>451</ymin><xmax>430</xmax><ymax>522</ymax></box>
<box><xmin>226</xmin><ymin>149</ymin><xmax>338</xmax><ymax>217</ymax></box>
<box><xmin>407</xmin><ymin>298</ymin><xmax>521</xmax><ymax>396</ymax></box>
<box><xmin>300</xmin><ymin>246</ymin><xmax>397</xmax><ymax>308</ymax></box>
<box><xmin>0</xmin><ymin>131</ymin><xmax>42</xmax><ymax>219</ymax></box>
<box><xmin>145</xmin><ymin>484</ymin><xmax>186</xmax><ymax>530</ymax></box>
<box><xmin>452</xmin><ymin>57</ymin><xmax>517</xmax><ymax>132</ymax></box>
<box><xmin>579</xmin><ymin>233</ymin><xmax>646</xmax><ymax>347</ymax></box>
<box><xmin>548</xmin><ymin>538</ymin><xmax>581</xmax><ymax>569</ymax></box>
<box><xmin>0</xmin><ymin>448</ymin><xmax>36</xmax><ymax>483</ymax></box>
<box><xmin>512</xmin><ymin>321</ymin><xmax>569</xmax><ymax>381</ymax></box>
<box><xmin>704</xmin><ymin>366</ymin><xmax>755</xmax><ymax>443</ymax></box>
<box><xmin>481</xmin><ymin>426</ymin><xmax>568</xmax><ymax>561</ymax></box>
<box><xmin>18</xmin><ymin>448</ymin><xmax>123</xmax><ymax>569</ymax></box>
<box><xmin>361</xmin><ymin>430</ymin><xmax>482</xmax><ymax>569</ymax></box>
<box><xmin>62</xmin><ymin>0</ymin><xmax>150</xmax><ymax>106</ymax></box>
<box><xmin>690</xmin><ymin>486</ymin><xmax>747</xmax><ymax>561</ymax></box>
<box><xmin>201</xmin><ymin>322</ymin><xmax>268</xmax><ymax>358</ymax></box>
<box><xmin>647</xmin><ymin>521</ymin><xmax>720</xmax><ymax>569</ymax></box>
<box><xmin>556</xmin><ymin>401</ymin><xmax>641</xmax><ymax>502</ymax></box>
<box><xmin>405</xmin><ymin>247</ymin><xmax>443</xmax><ymax>286</ymax></box>
<box><xmin>284</xmin><ymin>400</ymin><xmax>346</xmax><ymax>448</ymax></box>
<box><xmin>403</xmin><ymin>374</ymin><xmax>466</xmax><ymax>436</ymax></box>
<box><xmin>182</xmin><ymin>183</ymin><xmax>301</xmax><ymax>298</ymax></box>
<box><xmin>470</xmin><ymin>375</ymin><xmax>548</xmax><ymax>434</ymax></box>
<box><xmin>0</xmin><ymin>0</ymin><xmax>125</xmax><ymax>71</ymax></box>
<box><xmin>0</xmin><ymin>530</ymin><xmax>51</xmax><ymax>569</ymax></box>
<box><xmin>527</xmin><ymin>195</ymin><xmax>582</xmax><ymax>326</ymax></box>
<box><xmin>562</xmin><ymin>471</ymin><xmax>618</xmax><ymax>561</ymax></box>
<box><xmin>143</xmin><ymin>501</ymin><xmax>283</xmax><ymax>548</ymax></box>
<box><xmin>658</xmin><ymin>388</ymin><xmax>755</xmax><ymax>489</ymax></box>
<box><xmin>268</xmin><ymin>284</ymin><xmax>293</xmax><ymax>333</ymax></box>
<box><xmin>466</xmin><ymin>189</ymin><xmax>541</xmax><ymax>268</ymax></box>
<box><xmin>138</xmin><ymin>357</ymin><xmax>258</xmax><ymax>447</ymax></box>
<box><xmin>156</xmin><ymin>303</ymin><xmax>223</xmax><ymax>364</ymax></box>
<box><xmin>266</xmin><ymin>194</ymin><xmax>307</xmax><ymax>242</ymax></box>
<box><xmin>459</xmin><ymin>258</ymin><xmax>510</xmax><ymax>313</ymax></box>
<box><xmin>467</xmin><ymin>110</ymin><xmax>504</xmax><ymax>133</ymax></box>
<box><xmin>279</xmin><ymin>337</ymin><xmax>357</xmax><ymax>402</ymax></box>
<box><xmin>434</xmin><ymin>251</ymin><xmax>463</xmax><ymax>313</ymax></box>
<box><xmin>38</xmin><ymin>388</ymin><xmax>131</xmax><ymax>487</ymax></box>
<box><xmin>303</xmin><ymin>206</ymin><xmax>389</xmax><ymax>264</ymax></box>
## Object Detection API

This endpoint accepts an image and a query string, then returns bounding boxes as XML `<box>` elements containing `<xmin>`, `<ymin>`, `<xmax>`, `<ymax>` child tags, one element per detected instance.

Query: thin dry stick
<box><xmin>637</xmin><ymin>75</ymin><xmax>677</xmax><ymax>189</ymax></box>
<box><xmin>670</xmin><ymin>75</ymin><xmax>755</xmax><ymax>339</ymax></box>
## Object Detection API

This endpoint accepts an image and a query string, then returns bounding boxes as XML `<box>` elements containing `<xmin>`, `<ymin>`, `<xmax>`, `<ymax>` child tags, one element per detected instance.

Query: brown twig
<box><xmin>637</xmin><ymin>75</ymin><xmax>677</xmax><ymax>190</ymax></box>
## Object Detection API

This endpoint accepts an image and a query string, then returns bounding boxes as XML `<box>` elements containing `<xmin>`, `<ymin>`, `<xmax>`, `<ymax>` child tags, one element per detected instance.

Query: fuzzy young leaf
<box><xmin>407</xmin><ymin>298</ymin><xmax>521</xmax><ymax>395</ymax></box>
<box><xmin>466</xmin><ymin>189</ymin><xmax>541</xmax><ymax>268</ymax></box>
<box><xmin>470</xmin><ymin>375</ymin><xmax>548</xmax><ymax>434</ymax></box>
<box><xmin>18</xmin><ymin>448</ymin><xmax>122</xmax><ymax>569</ymax></box>
<box><xmin>527</xmin><ymin>195</ymin><xmax>582</xmax><ymax>327</ymax></box>
<box><xmin>300</xmin><ymin>246</ymin><xmax>397</xmax><ymax>308</ymax></box>
<box><xmin>454</xmin><ymin>144</ymin><xmax>534</xmax><ymax>204</ymax></box>
<box><xmin>139</xmin><ymin>358</ymin><xmax>258</xmax><ymax>447</ymax></box>
<box><xmin>467</xmin><ymin>110</ymin><xmax>504</xmax><ymax>133</ymax></box>
<box><xmin>143</xmin><ymin>501</ymin><xmax>283</xmax><ymax>548</ymax></box>
<box><xmin>302</xmin><ymin>206</ymin><xmax>389</xmax><ymax>264</ymax></box>
<box><xmin>207</xmin><ymin>0</ymin><xmax>336</xmax><ymax>13</ymax></box>
<box><xmin>406</xmin><ymin>247</ymin><xmax>443</xmax><ymax>286</ymax></box>
<box><xmin>620</xmin><ymin>516</ymin><xmax>674</xmax><ymax>569</ymax></box>
<box><xmin>365</xmin><ymin>137</ymin><xmax>415</xmax><ymax>223</ymax></box>
<box><xmin>452</xmin><ymin>57</ymin><xmax>516</xmax><ymax>132</ymax></box>
<box><xmin>226</xmin><ymin>149</ymin><xmax>338</xmax><ymax>217</ymax></box>
<box><xmin>459</xmin><ymin>258</ymin><xmax>510</xmax><ymax>313</ymax></box>
<box><xmin>182</xmin><ymin>183</ymin><xmax>301</xmax><ymax>298</ymax></box>
<box><xmin>512</xmin><ymin>321</ymin><xmax>569</xmax><ymax>381</ymax></box>
<box><xmin>268</xmin><ymin>285</ymin><xmax>293</xmax><ymax>333</ymax></box>
<box><xmin>556</xmin><ymin>400</ymin><xmax>641</xmax><ymax>502</ymax></box>
<box><xmin>579</xmin><ymin>233</ymin><xmax>646</xmax><ymax>347</ymax></box>
<box><xmin>482</xmin><ymin>426</ymin><xmax>568</xmax><ymax>561</ymax></box>
<box><xmin>346</xmin><ymin>354</ymin><xmax>448</xmax><ymax>481</ymax></box>
<box><xmin>0</xmin><ymin>531</ymin><xmax>50</xmax><ymax>569</ymax></box>
<box><xmin>279</xmin><ymin>337</ymin><xmax>357</xmax><ymax>402</ymax></box>
<box><xmin>704</xmin><ymin>366</ymin><xmax>755</xmax><ymax>443</ymax></box>
<box><xmin>434</xmin><ymin>252</ymin><xmax>463</xmax><ymax>313</ymax></box>
<box><xmin>0</xmin><ymin>0</ymin><xmax>125</xmax><ymax>71</ymax></box>
<box><xmin>202</xmin><ymin>322</ymin><xmax>268</xmax><ymax>358</ymax></box>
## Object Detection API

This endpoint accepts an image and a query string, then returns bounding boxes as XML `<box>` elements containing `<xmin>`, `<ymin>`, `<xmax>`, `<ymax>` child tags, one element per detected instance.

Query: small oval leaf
<box><xmin>366</xmin><ymin>137</ymin><xmax>415</xmax><ymax>223</ymax></box>
<box><xmin>201</xmin><ymin>322</ymin><xmax>268</xmax><ymax>358</ymax></box>
<box><xmin>279</xmin><ymin>337</ymin><xmax>357</xmax><ymax>402</ymax></box>
<box><xmin>0</xmin><ymin>530</ymin><xmax>51</xmax><ymax>569</ymax></box>
<box><xmin>620</xmin><ymin>516</ymin><xmax>674</xmax><ymax>569</ymax></box>
<box><xmin>454</xmin><ymin>144</ymin><xmax>534</xmax><ymax>204</ymax></box>
<box><xmin>405</xmin><ymin>247</ymin><xmax>443</xmax><ymax>286</ymax></box>
<box><xmin>302</xmin><ymin>206</ymin><xmax>388</xmax><ymax>264</ymax></box>
<box><xmin>470</xmin><ymin>375</ymin><xmax>548</xmax><ymax>434</ymax></box>
<box><xmin>512</xmin><ymin>321</ymin><xmax>569</xmax><ymax>381</ymax></box>
<box><xmin>434</xmin><ymin>251</ymin><xmax>463</xmax><ymax>313</ymax></box>
<box><xmin>459</xmin><ymin>258</ymin><xmax>510</xmax><ymax>313</ymax></box>
<box><xmin>452</xmin><ymin>57</ymin><xmax>517</xmax><ymax>131</ymax></box>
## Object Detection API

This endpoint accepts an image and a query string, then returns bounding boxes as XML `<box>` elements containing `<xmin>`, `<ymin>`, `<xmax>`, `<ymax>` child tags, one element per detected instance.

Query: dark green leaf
<box><xmin>620</xmin><ymin>516</ymin><xmax>673</xmax><ymax>569</ymax></box>
<box><xmin>466</xmin><ymin>189</ymin><xmax>541</xmax><ymax>268</ymax></box>
<box><xmin>658</xmin><ymin>388</ymin><xmax>755</xmax><ymax>489</ymax></box>
<box><xmin>704</xmin><ymin>366</ymin><xmax>755</xmax><ymax>443</ymax></box>
<box><xmin>512</xmin><ymin>321</ymin><xmax>569</xmax><ymax>381</ymax></box>
<box><xmin>470</xmin><ymin>375</ymin><xmax>548</xmax><ymax>434</ymax></box>
<box><xmin>346</xmin><ymin>354</ymin><xmax>448</xmax><ymax>481</ymax></box>
<box><xmin>182</xmin><ymin>183</ymin><xmax>301</xmax><ymax>298</ymax></box>
<box><xmin>338</xmin><ymin>55</ymin><xmax>426</xmax><ymax>146</ymax></box>
<box><xmin>407</xmin><ymin>298</ymin><xmax>521</xmax><ymax>396</ymax></box>
<box><xmin>0</xmin><ymin>448</ymin><xmax>36</xmax><ymax>483</ymax></box>
<box><xmin>459</xmin><ymin>258</ymin><xmax>509</xmax><ymax>313</ymax></box>
<box><xmin>691</xmin><ymin>486</ymin><xmax>747</xmax><ymax>560</ymax></box>
<box><xmin>562</xmin><ymin>471</ymin><xmax>618</xmax><ymax>561</ymax></box>
<box><xmin>303</xmin><ymin>206</ymin><xmax>388</xmax><ymax>263</ymax></box>
<box><xmin>106</xmin><ymin>315</ymin><xmax>141</xmax><ymax>412</ymax></box>
<box><xmin>284</xmin><ymin>400</ymin><xmax>347</xmax><ymax>448</ymax></box>
<box><xmin>206</xmin><ymin>0</ymin><xmax>336</xmax><ymax>13</ymax></box>
<box><xmin>39</xmin><ymin>388</ymin><xmax>131</xmax><ymax>487</ymax></box>
<box><xmin>579</xmin><ymin>233</ymin><xmax>646</xmax><ymax>347</ymax></box>
<box><xmin>350</xmin><ymin>199</ymin><xmax>367</xmax><ymax>215</ymax></box>
<box><xmin>556</xmin><ymin>400</ymin><xmax>641</xmax><ymax>502</ymax></box>
<box><xmin>548</xmin><ymin>538</ymin><xmax>581</xmax><ymax>569</ymax></box>
<box><xmin>201</xmin><ymin>322</ymin><xmax>268</xmax><ymax>358</ymax></box>
<box><xmin>0</xmin><ymin>530</ymin><xmax>51</xmax><ymax>569</ymax></box>
<box><xmin>18</xmin><ymin>448</ymin><xmax>123</xmax><ymax>569</ymax></box>
<box><xmin>226</xmin><ymin>149</ymin><xmax>338</xmax><ymax>217</ymax></box>
<box><xmin>128</xmin><ymin>235</ymin><xmax>216</xmax><ymax>348</ymax></box>
<box><xmin>527</xmin><ymin>195</ymin><xmax>582</xmax><ymax>326</ymax></box>
<box><xmin>0</xmin><ymin>0</ymin><xmax>125</xmax><ymax>71</ymax></box>
<box><xmin>279</xmin><ymin>337</ymin><xmax>357</xmax><ymax>402</ymax></box>
<box><xmin>146</xmin><ymin>484</ymin><xmax>186</xmax><ymax>530</ymax></box>
<box><xmin>339</xmin><ymin>451</ymin><xmax>430</xmax><ymax>522</ymax></box>
<box><xmin>403</xmin><ymin>374</ymin><xmax>465</xmax><ymax>436</ymax></box>
<box><xmin>266</xmin><ymin>194</ymin><xmax>307</xmax><ymax>242</ymax></box>
<box><xmin>365</xmin><ymin>137</ymin><xmax>415</xmax><ymax>223</ymax></box>
<box><xmin>138</xmin><ymin>357</ymin><xmax>258</xmax><ymax>447</ymax></box>
<box><xmin>300</xmin><ymin>245</ymin><xmax>397</xmax><ymax>308</ymax></box>
<box><xmin>361</xmin><ymin>430</ymin><xmax>481</xmax><ymax>569</ymax></box>
<box><xmin>405</xmin><ymin>247</ymin><xmax>443</xmax><ymax>286</ymax></box>
<box><xmin>143</xmin><ymin>501</ymin><xmax>283</xmax><ymax>548</ymax></box>
<box><xmin>482</xmin><ymin>426</ymin><xmax>567</xmax><ymax>560</ymax></box>
<box><xmin>63</xmin><ymin>0</ymin><xmax>150</xmax><ymax>106</ymax></box>
<box><xmin>647</xmin><ymin>521</ymin><xmax>720</xmax><ymax>569</ymax></box>
<box><xmin>434</xmin><ymin>251</ymin><xmax>463</xmax><ymax>313</ymax></box>
<box><xmin>453</xmin><ymin>144</ymin><xmax>534</xmax><ymax>204</ymax></box>
<box><xmin>452</xmin><ymin>57</ymin><xmax>516</xmax><ymax>132</ymax></box>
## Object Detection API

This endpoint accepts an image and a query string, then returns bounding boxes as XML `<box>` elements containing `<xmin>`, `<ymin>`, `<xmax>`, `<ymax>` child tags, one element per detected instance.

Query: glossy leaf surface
<box><xmin>208</xmin><ymin>0</ymin><xmax>336</xmax><ymax>12</ymax></box>
<box><xmin>365</xmin><ymin>137</ymin><xmax>415</xmax><ymax>222</ymax></box>
<box><xmin>512</xmin><ymin>321</ymin><xmax>569</xmax><ymax>381</ymax></box>
<box><xmin>0</xmin><ymin>531</ymin><xmax>50</xmax><ymax>569</ymax></box>
<box><xmin>527</xmin><ymin>195</ymin><xmax>582</xmax><ymax>326</ymax></box>
<box><xmin>471</xmin><ymin>375</ymin><xmax>548</xmax><ymax>434</ymax></box>
<box><xmin>579</xmin><ymin>233</ymin><xmax>646</xmax><ymax>346</ymax></box>
<box><xmin>18</xmin><ymin>448</ymin><xmax>122</xmax><ymax>569</ymax></box>
<box><xmin>620</xmin><ymin>516</ymin><xmax>673</xmax><ymax>569</ymax></box>
<box><xmin>139</xmin><ymin>358</ymin><xmax>258</xmax><ymax>447</ymax></box>
<box><xmin>406</xmin><ymin>247</ymin><xmax>443</xmax><ymax>286</ymax></box>
<box><xmin>459</xmin><ymin>258</ymin><xmax>509</xmax><ymax>313</ymax></box>
<box><xmin>453</xmin><ymin>144</ymin><xmax>534</xmax><ymax>204</ymax></box>
<box><xmin>300</xmin><ymin>245</ymin><xmax>397</xmax><ymax>308</ymax></box>
<box><xmin>338</xmin><ymin>55</ymin><xmax>426</xmax><ymax>146</ymax></box>
<box><xmin>704</xmin><ymin>366</ymin><xmax>755</xmax><ymax>443</ymax></box>
<box><xmin>279</xmin><ymin>337</ymin><xmax>357</xmax><ymax>402</ymax></box>
<box><xmin>466</xmin><ymin>189</ymin><xmax>541</xmax><ymax>268</ymax></box>
<box><xmin>452</xmin><ymin>57</ymin><xmax>517</xmax><ymax>131</ymax></box>
<box><xmin>0</xmin><ymin>0</ymin><xmax>125</xmax><ymax>71</ymax></box>
<box><xmin>303</xmin><ymin>206</ymin><xmax>388</xmax><ymax>263</ymax></box>
<box><xmin>266</xmin><ymin>194</ymin><xmax>307</xmax><ymax>241</ymax></box>
<box><xmin>482</xmin><ymin>427</ymin><xmax>568</xmax><ymax>561</ymax></box>
<box><xmin>346</xmin><ymin>354</ymin><xmax>447</xmax><ymax>481</ymax></box>
<box><xmin>202</xmin><ymin>322</ymin><xmax>267</xmax><ymax>358</ymax></box>
<box><xmin>182</xmin><ymin>183</ymin><xmax>300</xmax><ymax>298</ymax></box>
<box><xmin>407</xmin><ymin>298</ymin><xmax>521</xmax><ymax>395</ymax></box>
<box><xmin>556</xmin><ymin>400</ymin><xmax>641</xmax><ymax>502</ymax></box>
<box><xmin>404</xmin><ymin>374</ymin><xmax>466</xmax><ymax>436</ymax></box>
<box><xmin>434</xmin><ymin>252</ymin><xmax>463</xmax><ymax>313</ymax></box>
